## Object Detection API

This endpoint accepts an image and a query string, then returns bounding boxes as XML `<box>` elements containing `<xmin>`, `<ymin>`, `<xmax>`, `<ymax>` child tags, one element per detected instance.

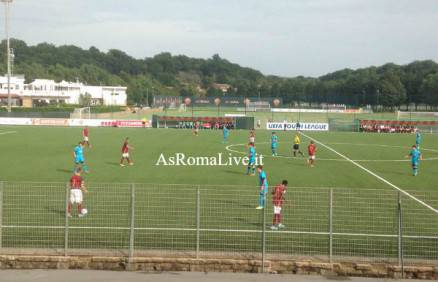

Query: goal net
<box><xmin>238</xmin><ymin>101</ymin><xmax>271</xmax><ymax>112</ymax></box>
<box><xmin>250</xmin><ymin>101</ymin><xmax>270</xmax><ymax>111</ymax></box>
<box><xmin>397</xmin><ymin>111</ymin><xmax>438</xmax><ymax>121</ymax></box>
<box><xmin>70</xmin><ymin>107</ymin><xmax>91</xmax><ymax>119</ymax></box>
<box><xmin>178</xmin><ymin>103</ymin><xmax>187</xmax><ymax>112</ymax></box>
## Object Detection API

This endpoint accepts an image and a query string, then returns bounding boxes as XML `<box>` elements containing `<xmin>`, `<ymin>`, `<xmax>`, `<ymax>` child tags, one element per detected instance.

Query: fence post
<box><xmin>397</xmin><ymin>191</ymin><xmax>404</xmax><ymax>278</ymax></box>
<box><xmin>0</xmin><ymin>181</ymin><xmax>3</xmax><ymax>250</ymax></box>
<box><xmin>329</xmin><ymin>188</ymin><xmax>333</xmax><ymax>263</ymax></box>
<box><xmin>129</xmin><ymin>184</ymin><xmax>135</xmax><ymax>260</ymax></box>
<box><xmin>196</xmin><ymin>185</ymin><xmax>200</xmax><ymax>259</ymax></box>
<box><xmin>261</xmin><ymin>199</ymin><xmax>266</xmax><ymax>273</ymax></box>
<box><xmin>64</xmin><ymin>182</ymin><xmax>69</xmax><ymax>256</ymax></box>
<box><xmin>196</xmin><ymin>185</ymin><xmax>201</xmax><ymax>259</ymax></box>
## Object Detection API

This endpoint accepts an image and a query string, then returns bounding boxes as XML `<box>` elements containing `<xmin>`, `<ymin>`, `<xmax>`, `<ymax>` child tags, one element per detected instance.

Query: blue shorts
<box><xmin>249</xmin><ymin>158</ymin><xmax>255</xmax><ymax>165</ymax></box>
<box><xmin>412</xmin><ymin>161</ymin><xmax>419</xmax><ymax>168</ymax></box>
<box><xmin>75</xmin><ymin>157</ymin><xmax>85</xmax><ymax>164</ymax></box>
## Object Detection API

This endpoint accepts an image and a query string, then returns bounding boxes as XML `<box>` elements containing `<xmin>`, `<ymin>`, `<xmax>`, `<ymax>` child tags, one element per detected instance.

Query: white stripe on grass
<box><xmin>225</xmin><ymin>143</ymin><xmax>438</xmax><ymax>162</ymax></box>
<box><xmin>3</xmin><ymin>225</ymin><xmax>438</xmax><ymax>239</ymax></box>
<box><xmin>300</xmin><ymin>132</ymin><xmax>438</xmax><ymax>215</ymax></box>
<box><xmin>326</xmin><ymin>142</ymin><xmax>438</xmax><ymax>153</ymax></box>
<box><xmin>0</xmin><ymin>130</ymin><xmax>16</xmax><ymax>135</ymax></box>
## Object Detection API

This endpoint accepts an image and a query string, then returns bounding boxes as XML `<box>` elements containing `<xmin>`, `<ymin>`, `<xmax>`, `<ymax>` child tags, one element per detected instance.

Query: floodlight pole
<box><xmin>2</xmin><ymin>0</ymin><xmax>13</xmax><ymax>112</ymax></box>
<box><xmin>146</xmin><ymin>87</ymin><xmax>149</xmax><ymax>107</ymax></box>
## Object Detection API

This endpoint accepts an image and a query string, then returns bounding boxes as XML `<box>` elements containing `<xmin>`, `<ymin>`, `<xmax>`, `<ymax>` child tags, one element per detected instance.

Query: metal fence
<box><xmin>0</xmin><ymin>182</ymin><xmax>437</xmax><ymax>270</ymax></box>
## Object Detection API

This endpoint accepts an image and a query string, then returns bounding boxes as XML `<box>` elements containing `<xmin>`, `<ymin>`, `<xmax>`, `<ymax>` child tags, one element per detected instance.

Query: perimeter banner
<box><xmin>0</xmin><ymin>117</ymin><xmax>32</xmax><ymax>125</ymax></box>
<box><xmin>266</xmin><ymin>122</ymin><xmax>329</xmax><ymax>131</ymax></box>
<box><xmin>0</xmin><ymin>118</ymin><xmax>152</xmax><ymax>128</ymax></box>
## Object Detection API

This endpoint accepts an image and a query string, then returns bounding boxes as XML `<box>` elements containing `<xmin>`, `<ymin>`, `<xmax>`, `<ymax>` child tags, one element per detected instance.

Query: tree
<box><xmin>378</xmin><ymin>72</ymin><xmax>407</xmax><ymax>108</ymax></box>
<box><xmin>206</xmin><ymin>87</ymin><xmax>223</xmax><ymax>97</ymax></box>
<box><xmin>2</xmin><ymin>39</ymin><xmax>438</xmax><ymax>108</ymax></box>
<box><xmin>420</xmin><ymin>73</ymin><xmax>438</xmax><ymax>107</ymax></box>
<box><xmin>402</xmin><ymin>61</ymin><xmax>438</xmax><ymax>109</ymax></box>
<box><xmin>78</xmin><ymin>93</ymin><xmax>92</xmax><ymax>107</ymax></box>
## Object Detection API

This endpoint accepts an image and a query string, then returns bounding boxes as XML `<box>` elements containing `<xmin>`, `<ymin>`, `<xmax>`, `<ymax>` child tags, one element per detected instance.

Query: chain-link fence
<box><xmin>0</xmin><ymin>182</ymin><xmax>437</xmax><ymax>270</ymax></box>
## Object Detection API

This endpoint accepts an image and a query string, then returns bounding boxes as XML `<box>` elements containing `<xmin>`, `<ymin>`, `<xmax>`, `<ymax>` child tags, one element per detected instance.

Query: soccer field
<box><xmin>0</xmin><ymin>126</ymin><xmax>437</xmax><ymax>262</ymax></box>
<box><xmin>1</xmin><ymin>126</ymin><xmax>438</xmax><ymax>187</ymax></box>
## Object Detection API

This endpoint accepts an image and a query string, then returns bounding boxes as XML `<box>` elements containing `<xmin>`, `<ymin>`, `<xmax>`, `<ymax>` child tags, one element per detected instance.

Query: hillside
<box><xmin>1</xmin><ymin>39</ymin><xmax>438</xmax><ymax>108</ymax></box>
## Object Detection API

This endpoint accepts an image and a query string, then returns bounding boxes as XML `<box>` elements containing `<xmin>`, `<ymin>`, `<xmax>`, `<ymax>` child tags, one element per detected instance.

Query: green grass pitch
<box><xmin>0</xmin><ymin>126</ymin><xmax>437</xmax><ymax>261</ymax></box>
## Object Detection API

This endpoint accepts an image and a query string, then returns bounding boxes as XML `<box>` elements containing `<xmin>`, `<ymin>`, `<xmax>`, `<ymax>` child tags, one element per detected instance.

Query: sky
<box><xmin>3</xmin><ymin>0</ymin><xmax>438</xmax><ymax>77</ymax></box>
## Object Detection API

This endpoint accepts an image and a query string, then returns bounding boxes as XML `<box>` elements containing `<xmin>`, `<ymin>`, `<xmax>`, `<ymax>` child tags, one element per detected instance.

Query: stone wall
<box><xmin>0</xmin><ymin>255</ymin><xmax>437</xmax><ymax>279</ymax></box>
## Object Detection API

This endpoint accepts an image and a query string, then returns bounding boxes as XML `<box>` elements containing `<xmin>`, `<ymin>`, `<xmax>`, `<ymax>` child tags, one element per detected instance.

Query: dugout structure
<box><xmin>360</xmin><ymin>120</ymin><xmax>438</xmax><ymax>133</ymax></box>
<box><xmin>152</xmin><ymin>115</ymin><xmax>254</xmax><ymax>130</ymax></box>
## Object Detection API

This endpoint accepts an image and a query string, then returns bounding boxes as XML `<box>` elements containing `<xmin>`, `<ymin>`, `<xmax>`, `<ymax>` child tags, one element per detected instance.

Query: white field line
<box><xmin>300</xmin><ymin>132</ymin><xmax>438</xmax><ymax>215</ymax></box>
<box><xmin>2</xmin><ymin>225</ymin><xmax>438</xmax><ymax>239</ymax></box>
<box><xmin>0</xmin><ymin>130</ymin><xmax>16</xmax><ymax>135</ymax></box>
<box><xmin>326</xmin><ymin>142</ymin><xmax>438</xmax><ymax>153</ymax></box>
<box><xmin>225</xmin><ymin>143</ymin><xmax>438</xmax><ymax>162</ymax></box>
<box><xmin>1</xmin><ymin>181</ymin><xmax>399</xmax><ymax>190</ymax></box>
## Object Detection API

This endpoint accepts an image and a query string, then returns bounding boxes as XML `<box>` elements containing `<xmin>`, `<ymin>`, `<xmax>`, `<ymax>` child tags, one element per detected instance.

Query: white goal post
<box><xmin>71</xmin><ymin>107</ymin><xmax>91</xmax><ymax>119</ymax></box>
<box><xmin>397</xmin><ymin>111</ymin><xmax>438</xmax><ymax>120</ymax></box>
<box><xmin>178</xmin><ymin>103</ymin><xmax>187</xmax><ymax>112</ymax></box>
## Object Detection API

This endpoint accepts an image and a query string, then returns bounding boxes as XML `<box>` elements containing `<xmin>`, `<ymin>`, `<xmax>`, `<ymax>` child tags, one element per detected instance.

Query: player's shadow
<box><xmin>224</xmin><ymin>170</ymin><xmax>245</xmax><ymax>175</ymax></box>
<box><xmin>386</xmin><ymin>170</ymin><xmax>408</xmax><ymax>176</ymax></box>
<box><xmin>221</xmin><ymin>199</ymin><xmax>254</xmax><ymax>209</ymax></box>
<box><xmin>56</xmin><ymin>168</ymin><xmax>72</xmax><ymax>174</ymax></box>
<box><xmin>236</xmin><ymin>217</ymin><xmax>260</xmax><ymax>227</ymax></box>
<box><xmin>106</xmin><ymin>161</ymin><xmax>121</xmax><ymax>166</ymax></box>
<box><xmin>45</xmin><ymin>206</ymin><xmax>65</xmax><ymax>217</ymax></box>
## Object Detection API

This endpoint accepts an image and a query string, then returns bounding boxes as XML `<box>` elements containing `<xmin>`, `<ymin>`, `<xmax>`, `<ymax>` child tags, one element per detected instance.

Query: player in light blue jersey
<box><xmin>73</xmin><ymin>141</ymin><xmax>89</xmax><ymax>173</ymax></box>
<box><xmin>406</xmin><ymin>145</ymin><xmax>422</xmax><ymax>176</ymax></box>
<box><xmin>415</xmin><ymin>131</ymin><xmax>422</xmax><ymax>149</ymax></box>
<box><xmin>271</xmin><ymin>132</ymin><xmax>278</xmax><ymax>156</ymax></box>
<box><xmin>223</xmin><ymin>125</ymin><xmax>229</xmax><ymax>143</ymax></box>
<box><xmin>246</xmin><ymin>143</ymin><xmax>256</xmax><ymax>175</ymax></box>
<box><xmin>256</xmin><ymin>165</ymin><xmax>269</xmax><ymax>209</ymax></box>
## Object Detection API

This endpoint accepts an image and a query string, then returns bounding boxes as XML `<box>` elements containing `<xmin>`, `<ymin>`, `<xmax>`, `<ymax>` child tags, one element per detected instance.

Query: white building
<box><xmin>0</xmin><ymin>75</ymin><xmax>127</xmax><ymax>107</ymax></box>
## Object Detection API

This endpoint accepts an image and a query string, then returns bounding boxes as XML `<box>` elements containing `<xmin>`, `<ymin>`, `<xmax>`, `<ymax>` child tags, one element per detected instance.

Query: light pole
<box><xmin>376</xmin><ymin>89</ymin><xmax>380</xmax><ymax>113</ymax></box>
<box><xmin>146</xmin><ymin>87</ymin><xmax>149</xmax><ymax>107</ymax></box>
<box><xmin>2</xmin><ymin>0</ymin><xmax>13</xmax><ymax>112</ymax></box>
<box><xmin>151</xmin><ymin>87</ymin><xmax>154</xmax><ymax>107</ymax></box>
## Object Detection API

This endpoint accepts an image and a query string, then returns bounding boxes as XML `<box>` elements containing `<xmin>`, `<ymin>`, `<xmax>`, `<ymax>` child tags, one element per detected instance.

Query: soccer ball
<box><xmin>81</xmin><ymin>208</ymin><xmax>88</xmax><ymax>215</ymax></box>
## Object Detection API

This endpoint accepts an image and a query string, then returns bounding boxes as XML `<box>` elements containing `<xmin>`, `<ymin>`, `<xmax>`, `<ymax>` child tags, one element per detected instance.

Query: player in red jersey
<box><xmin>248</xmin><ymin>129</ymin><xmax>255</xmax><ymax>144</ymax></box>
<box><xmin>82</xmin><ymin>126</ymin><xmax>92</xmax><ymax>148</ymax></box>
<box><xmin>120</xmin><ymin>137</ymin><xmax>134</xmax><ymax>167</ymax></box>
<box><xmin>307</xmin><ymin>140</ymin><xmax>317</xmax><ymax>167</ymax></box>
<box><xmin>271</xmin><ymin>180</ymin><xmax>288</xmax><ymax>230</ymax></box>
<box><xmin>193</xmin><ymin>122</ymin><xmax>199</xmax><ymax>136</ymax></box>
<box><xmin>67</xmin><ymin>168</ymin><xmax>88</xmax><ymax>217</ymax></box>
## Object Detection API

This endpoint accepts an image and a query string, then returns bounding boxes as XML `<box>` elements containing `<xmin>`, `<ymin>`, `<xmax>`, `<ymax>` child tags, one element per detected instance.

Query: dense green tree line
<box><xmin>1</xmin><ymin>39</ymin><xmax>438</xmax><ymax>108</ymax></box>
